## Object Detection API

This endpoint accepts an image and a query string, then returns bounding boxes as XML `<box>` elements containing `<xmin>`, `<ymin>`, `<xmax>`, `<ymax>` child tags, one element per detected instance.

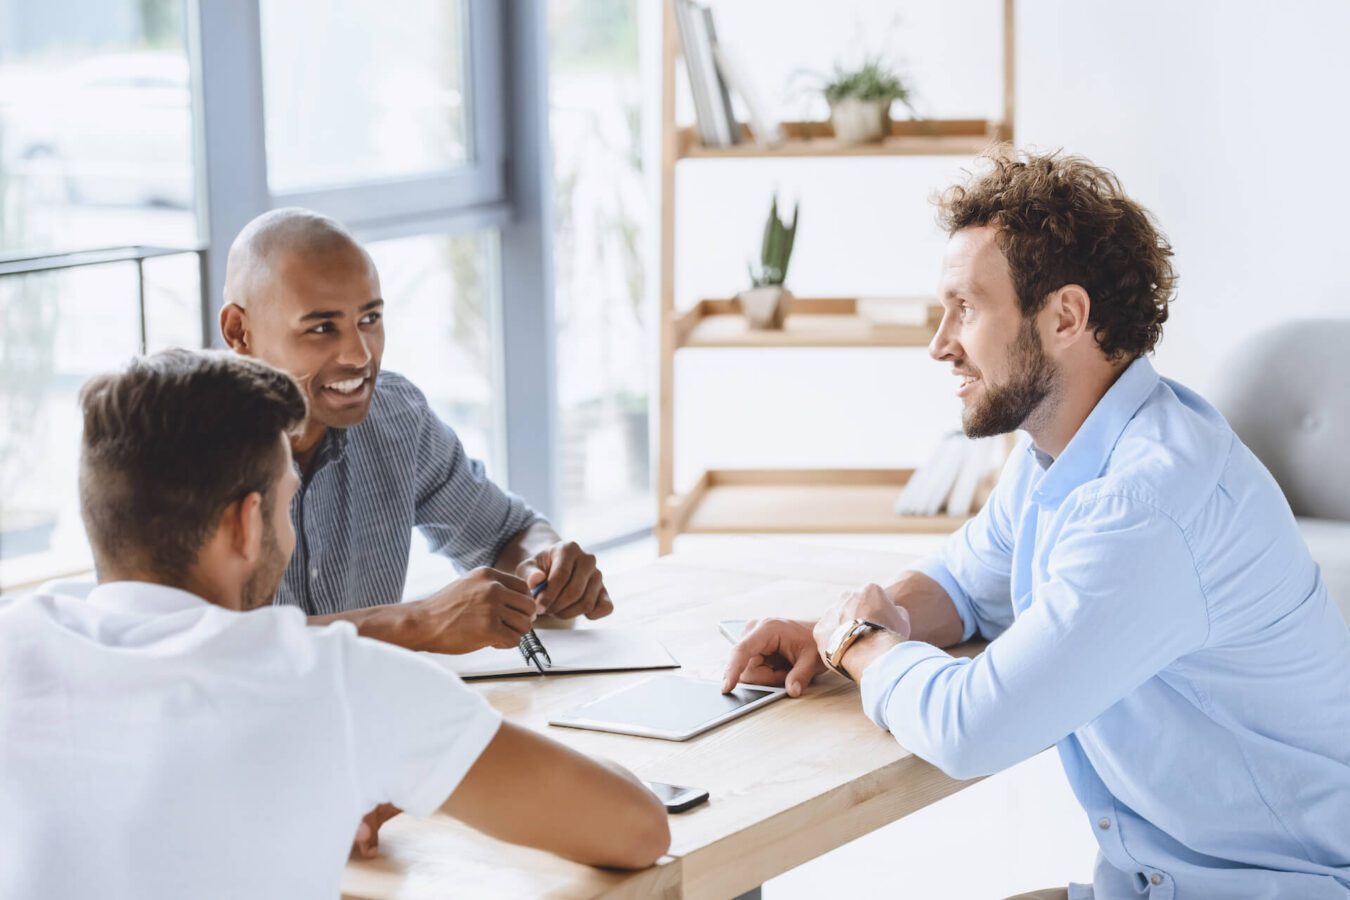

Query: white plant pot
<box><xmin>738</xmin><ymin>285</ymin><xmax>792</xmax><ymax>330</ymax></box>
<box><xmin>829</xmin><ymin>98</ymin><xmax>888</xmax><ymax>145</ymax></box>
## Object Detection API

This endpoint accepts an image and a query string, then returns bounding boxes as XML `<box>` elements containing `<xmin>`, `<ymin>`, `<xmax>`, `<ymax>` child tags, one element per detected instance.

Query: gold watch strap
<box><xmin>826</xmin><ymin>619</ymin><xmax>884</xmax><ymax>680</ymax></box>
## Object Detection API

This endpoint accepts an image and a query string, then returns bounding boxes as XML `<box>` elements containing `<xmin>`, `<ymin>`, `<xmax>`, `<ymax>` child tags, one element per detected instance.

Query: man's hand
<box><xmin>813</xmin><ymin>584</ymin><xmax>912</xmax><ymax>679</ymax></box>
<box><xmin>515</xmin><ymin>541</ymin><xmax>613</xmax><ymax>621</ymax></box>
<box><xmin>351</xmin><ymin>803</ymin><xmax>401</xmax><ymax>859</ymax></box>
<box><xmin>413</xmin><ymin>567</ymin><xmax>538</xmax><ymax>653</ymax></box>
<box><xmin>721</xmin><ymin>618</ymin><xmax>827</xmax><ymax>698</ymax></box>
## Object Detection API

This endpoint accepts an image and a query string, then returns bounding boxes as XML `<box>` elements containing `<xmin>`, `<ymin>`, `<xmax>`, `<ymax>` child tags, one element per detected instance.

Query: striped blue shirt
<box><xmin>276</xmin><ymin>372</ymin><xmax>541</xmax><ymax>616</ymax></box>
<box><xmin>861</xmin><ymin>356</ymin><xmax>1350</xmax><ymax>899</ymax></box>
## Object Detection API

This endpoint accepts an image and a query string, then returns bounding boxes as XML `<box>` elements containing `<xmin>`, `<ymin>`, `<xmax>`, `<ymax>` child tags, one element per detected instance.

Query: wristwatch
<box><xmin>823</xmin><ymin>618</ymin><xmax>886</xmax><ymax>680</ymax></box>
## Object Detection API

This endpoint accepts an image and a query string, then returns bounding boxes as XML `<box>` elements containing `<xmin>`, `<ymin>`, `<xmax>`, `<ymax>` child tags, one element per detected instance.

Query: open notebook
<box><xmin>425</xmin><ymin>628</ymin><xmax>679</xmax><ymax>679</ymax></box>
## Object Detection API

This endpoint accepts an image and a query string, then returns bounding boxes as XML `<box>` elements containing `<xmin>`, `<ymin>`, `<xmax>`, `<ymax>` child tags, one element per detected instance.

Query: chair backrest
<box><xmin>1211</xmin><ymin>319</ymin><xmax>1350</xmax><ymax>521</ymax></box>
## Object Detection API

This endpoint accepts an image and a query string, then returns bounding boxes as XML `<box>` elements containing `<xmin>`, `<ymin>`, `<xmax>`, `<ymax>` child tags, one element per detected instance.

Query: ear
<box><xmin>221</xmin><ymin>491</ymin><xmax>266</xmax><ymax>565</ymax></box>
<box><xmin>1044</xmin><ymin>284</ymin><xmax>1091</xmax><ymax>351</ymax></box>
<box><xmin>220</xmin><ymin>303</ymin><xmax>251</xmax><ymax>354</ymax></box>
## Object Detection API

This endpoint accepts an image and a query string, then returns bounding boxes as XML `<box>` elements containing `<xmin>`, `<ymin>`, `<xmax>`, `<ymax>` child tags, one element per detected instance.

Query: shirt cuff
<box><xmin>859</xmin><ymin>639</ymin><xmax>957</xmax><ymax>730</ymax></box>
<box><xmin>910</xmin><ymin>555</ymin><xmax>979</xmax><ymax>643</ymax></box>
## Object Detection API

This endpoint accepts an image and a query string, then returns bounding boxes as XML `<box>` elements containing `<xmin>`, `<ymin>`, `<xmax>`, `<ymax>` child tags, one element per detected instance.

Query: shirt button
<box><xmin>309</xmin><ymin>566</ymin><xmax>318</xmax><ymax>580</ymax></box>
<box><xmin>1097</xmin><ymin>817</ymin><xmax>1111</xmax><ymax>830</ymax></box>
<box><xmin>1150</xmin><ymin>874</ymin><xmax>1163</xmax><ymax>885</ymax></box>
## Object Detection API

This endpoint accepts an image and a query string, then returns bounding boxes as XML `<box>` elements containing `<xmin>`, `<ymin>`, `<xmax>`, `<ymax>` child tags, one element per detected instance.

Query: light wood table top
<box><xmin>342</xmin><ymin>538</ymin><xmax>980</xmax><ymax>899</ymax></box>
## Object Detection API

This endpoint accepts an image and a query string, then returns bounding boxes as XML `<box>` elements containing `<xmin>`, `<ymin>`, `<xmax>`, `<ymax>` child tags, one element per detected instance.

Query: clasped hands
<box><xmin>721</xmin><ymin>583</ymin><xmax>911</xmax><ymax>697</ymax></box>
<box><xmin>411</xmin><ymin>541</ymin><xmax>613</xmax><ymax>655</ymax></box>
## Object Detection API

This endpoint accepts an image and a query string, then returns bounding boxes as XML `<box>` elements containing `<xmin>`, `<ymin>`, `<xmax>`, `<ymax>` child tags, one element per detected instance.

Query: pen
<box><xmin>518</xmin><ymin>581</ymin><xmax>552</xmax><ymax>674</ymax></box>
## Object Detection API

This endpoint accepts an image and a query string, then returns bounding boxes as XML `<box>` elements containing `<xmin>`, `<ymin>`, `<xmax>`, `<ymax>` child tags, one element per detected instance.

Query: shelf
<box><xmin>672</xmin><ymin>297</ymin><xmax>942</xmax><ymax>349</ymax></box>
<box><xmin>667</xmin><ymin>468</ymin><xmax>972</xmax><ymax>536</ymax></box>
<box><xmin>657</xmin><ymin>0</ymin><xmax>1017</xmax><ymax>553</ymax></box>
<box><xmin>676</xmin><ymin>119</ymin><xmax>1009</xmax><ymax>161</ymax></box>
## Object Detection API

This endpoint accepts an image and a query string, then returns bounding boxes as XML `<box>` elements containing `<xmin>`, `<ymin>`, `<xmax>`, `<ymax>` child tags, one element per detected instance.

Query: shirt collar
<box><xmin>1029</xmin><ymin>355</ymin><xmax>1160</xmax><ymax>506</ymax></box>
<box><xmin>311</xmin><ymin>426</ymin><xmax>349</xmax><ymax>474</ymax></box>
<box><xmin>86</xmin><ymin>581</ymin><xmax>212</xmax><ymax>616</ymax></box>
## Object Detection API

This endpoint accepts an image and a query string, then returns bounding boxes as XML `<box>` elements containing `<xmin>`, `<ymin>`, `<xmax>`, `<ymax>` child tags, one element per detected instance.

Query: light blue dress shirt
<box><xmin>860</xmin><ymin>356</ymin><xmax>1350</xmax><ymax>899</ymax></box>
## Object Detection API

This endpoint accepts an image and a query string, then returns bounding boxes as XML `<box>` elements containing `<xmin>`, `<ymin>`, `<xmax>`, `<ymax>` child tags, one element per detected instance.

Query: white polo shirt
<box><xmin>0</xmin><ymin>581</ymin><xmax>502</xmax><ymax>899</ymax></box>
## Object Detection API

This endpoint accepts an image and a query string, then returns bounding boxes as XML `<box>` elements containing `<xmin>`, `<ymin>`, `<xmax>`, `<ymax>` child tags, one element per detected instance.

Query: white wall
<box><xmin>670</xmin><ymin>0</ymin><xmax>1350</xmax><ymax>490</ymax></box>
<box><xmin>1017</xmin><ymin>0</ymin><xmax>1350</xmax><ymax>394</ymax></box>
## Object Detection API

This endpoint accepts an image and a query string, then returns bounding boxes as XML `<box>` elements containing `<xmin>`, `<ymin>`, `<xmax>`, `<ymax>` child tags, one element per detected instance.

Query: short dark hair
<box><xmin>936</xmin><ymin>147</ymin><xmax>1177</xmax><ymax>361</ymax></box>
<box><xmin>78</xmin><ymin>349</ymin><xmax>307</xmax><ymax>581</ymax></box>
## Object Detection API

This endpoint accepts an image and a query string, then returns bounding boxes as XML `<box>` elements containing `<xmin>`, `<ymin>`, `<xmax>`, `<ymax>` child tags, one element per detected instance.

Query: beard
<box><xmin>241</xmin><ymin>512</ymin><xmax>288</xmax><ymax>611</ymax></box>
<box><xmin>961</xmin><ymin>318</ymin><xmax>1059</xmax><ymax>439</ymax></box>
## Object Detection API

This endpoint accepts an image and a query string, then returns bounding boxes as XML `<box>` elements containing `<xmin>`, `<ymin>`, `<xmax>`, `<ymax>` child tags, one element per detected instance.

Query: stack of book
<box><xmin>895</xmin><ymin>433</ymin><xmax>1007</xmax><ymax>518</ymax></box>
<box><xmin>673</xmin><ymin>0</ymin><xmax>782</xmax><ymax>149</ymax></box>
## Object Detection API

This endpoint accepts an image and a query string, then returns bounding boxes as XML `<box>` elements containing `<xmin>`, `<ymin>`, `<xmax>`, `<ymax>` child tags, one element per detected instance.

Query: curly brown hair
<box><xmin>936</xmin><ymin>147</ymin><xmax>1176</xmax><ymax>361</ymax></box>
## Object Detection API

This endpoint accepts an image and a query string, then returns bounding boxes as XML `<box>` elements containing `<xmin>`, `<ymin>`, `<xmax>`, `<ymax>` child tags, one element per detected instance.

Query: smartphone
<box><xmin>643</xmin><ymin>780</ymin><xmax>710</xmax><ymax>813</ymax></box>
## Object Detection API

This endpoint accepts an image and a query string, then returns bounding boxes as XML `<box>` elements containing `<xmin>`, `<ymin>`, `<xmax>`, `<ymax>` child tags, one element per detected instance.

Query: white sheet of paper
<box><xmin>425</xmin><ymin>628</ymin><xmax>679</xmax><ymax>679</ymax></box>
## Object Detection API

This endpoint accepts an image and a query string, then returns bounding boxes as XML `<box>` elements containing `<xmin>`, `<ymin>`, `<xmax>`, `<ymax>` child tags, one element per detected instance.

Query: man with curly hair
<box><xmin>724</xmin><ymin>149</ymin><xmax>1350</xmax><ymax>899</ymax></box>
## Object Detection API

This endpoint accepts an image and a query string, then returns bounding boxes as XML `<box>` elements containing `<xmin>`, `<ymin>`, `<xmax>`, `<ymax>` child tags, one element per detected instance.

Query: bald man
<box><xmin>219</xmin><ymin>208</ymin><xmax>613</xmax><ymax>654</ymax></box>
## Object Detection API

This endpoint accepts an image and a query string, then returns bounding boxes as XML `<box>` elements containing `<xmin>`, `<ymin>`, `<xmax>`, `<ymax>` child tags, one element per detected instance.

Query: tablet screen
<box><xmin>553</xmin><ymin>675</ymin><xmax>781</xmax><ymax>737</ymax></box>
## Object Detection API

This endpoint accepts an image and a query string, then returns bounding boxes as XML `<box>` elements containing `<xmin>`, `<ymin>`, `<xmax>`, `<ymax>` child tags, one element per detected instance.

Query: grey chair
<box><xmin>1211</xmin><ymin>319</ymin><xmax>1350</xmax><ymax>624</ymax></box>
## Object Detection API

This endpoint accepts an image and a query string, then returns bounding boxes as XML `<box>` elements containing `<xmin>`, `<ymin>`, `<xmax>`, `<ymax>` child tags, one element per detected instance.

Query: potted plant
<box><xmin>822</xmin><ymin>56</ymin><xmax>916</xmax><ymax>145</ymax></box>
<box><xmin>738</xmin><ymin>194</ymin><xmax>798</xmax><ymax>330</ymax></box>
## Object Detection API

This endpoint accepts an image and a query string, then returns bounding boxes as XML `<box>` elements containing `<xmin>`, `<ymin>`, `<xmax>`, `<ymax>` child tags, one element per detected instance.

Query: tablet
<box><xmin>548</xmin><ymin>674</ymin><xmax>787</xmax><ymax>741</ymax></box>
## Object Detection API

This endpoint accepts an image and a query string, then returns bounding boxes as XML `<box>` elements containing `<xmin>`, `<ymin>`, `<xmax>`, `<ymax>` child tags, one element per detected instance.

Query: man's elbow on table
<box><xmin>441</xmin><ymin>721</ymin><xmax>670</xmax><ymax>870</ymax></box>
<box><xmin>603</xmin><ymin>788</ymin><xmax>672</xmax><ymax>870</ymax></box>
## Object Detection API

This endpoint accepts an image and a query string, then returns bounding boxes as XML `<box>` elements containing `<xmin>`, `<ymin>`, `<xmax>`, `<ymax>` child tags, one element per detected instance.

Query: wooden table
<box><xmin>342</xmin><ymin>538</ymin><xmax>981</xmax><ymax>899</ymax></box>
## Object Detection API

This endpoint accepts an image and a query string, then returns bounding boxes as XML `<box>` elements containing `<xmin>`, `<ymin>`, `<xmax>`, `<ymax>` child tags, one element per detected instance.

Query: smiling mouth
<box><xmin>954</xmin><ymin>370</ymin><xmax>980</xmax><ymax>398</ymax></box>
<box><xmin>320</xmin><ymin>375</ymin><xmax>369</xmax><ymax>396</ymax></box>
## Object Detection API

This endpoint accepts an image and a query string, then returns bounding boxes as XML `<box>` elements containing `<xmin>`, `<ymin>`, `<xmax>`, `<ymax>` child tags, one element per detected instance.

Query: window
<box><xmin>548</xmin><ymin>0</ymin><xmax>653</xmax><ymax>542</ymax></box>
<box><xmin>368</xmin><ymin>230</ymin><xmax>501</xmax><ymax>471</ymax></box>
<box><xmin>0</xmin><ymin>0</ymin><xmax>556</xmax><ymax>592</ymax></box>
<box><xmin>0</xmin><ymin>0</ymin><xmax>203</xmax><ymax>588</ymax></box>
<box><xmin>0</xmin><ymin>0</ymin><xmax>197</xmax><ymax>256</ymax></box>
<box><xmin>259</xmin><ymin>0</ymin><xmax>470</xmax><ymax>191</ymax></box>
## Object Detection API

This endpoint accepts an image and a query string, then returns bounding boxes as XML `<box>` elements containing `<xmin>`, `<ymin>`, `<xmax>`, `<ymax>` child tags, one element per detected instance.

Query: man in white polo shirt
<box><xmin>0</xmin><ymin>350</ymin><xmax>668</xmax><ymax>899</ymax></box>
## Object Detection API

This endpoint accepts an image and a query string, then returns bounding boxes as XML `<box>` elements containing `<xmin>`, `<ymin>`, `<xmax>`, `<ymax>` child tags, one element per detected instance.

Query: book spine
<box><xmin>700</xmin><ymin>6</ymin><xmax>740</xmax><ymax>145</ymax></box>
<box><xmin>673</xmin><ymin>0</ymin><xmax>718</xmax><ymax>146</ymax></box>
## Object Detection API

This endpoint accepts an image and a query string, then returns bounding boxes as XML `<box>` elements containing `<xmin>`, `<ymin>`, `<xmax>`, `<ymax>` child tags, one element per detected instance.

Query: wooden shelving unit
<box><xmin>657</xmin><ymin>0</ymin><xmax>1016</xmax><ymax>554</ymax></box>
<box><xmin>676</xmin><ymin>119</ymin><xmax>1007</xmax><ymax>161</ymax></box>
<box><xmin>673</xmin><ymin>297</ymin><xmax>942</xmax><ymax>349</ymax></box>
<box><xmin>672</xmin><ymin>469</ymin><xmax>971</xmax><ymax>537</ymax></box>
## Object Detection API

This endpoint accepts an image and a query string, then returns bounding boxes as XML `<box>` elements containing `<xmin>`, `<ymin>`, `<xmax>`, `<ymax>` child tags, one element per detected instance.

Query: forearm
<box><xmin>442</xmin><ymin>722</ymin><xmax>670</xmax><ymax>869</ymax></box>
<box><xmin>308</xmin><ymin>603</ymin><xmax>423</xmax><ymax>651</ymax></box>
<box><xmin>493</xmin><ymin>519</ymin><xmax>561</xmax><ymax>573</ymax></box>
<box><xmin>886</xmin><ymin>570</ymin><xmax>964</xmax><ymax>648</ymax></box>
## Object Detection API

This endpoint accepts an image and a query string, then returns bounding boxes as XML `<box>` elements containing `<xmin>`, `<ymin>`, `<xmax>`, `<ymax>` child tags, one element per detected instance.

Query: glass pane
<box><xmin>0</xmin><ymin>0</ymin><xmax>198</xmax><ymax>256</ymax></box>
<box><xmin>365</xmin><ymin>230</ymin><xmax>500</xmax><ymax>596</ymax></box>
<box><xmin>366</xmin><ymin>230</ymin><xmax>499</xmax><ymax>472</ymax></box>
<box><xmin>142</xmin><ymin>252</ymin><xmax>204</xmax><ymax>351</ymax></box>
<box><xmin>0</xmin><ymin>264</ymin><xmax>148</xmax><ymax>589</ymax></box>
<box><xmin>549</xmin><ymin>0</ymin><xmax>652</xmax><ymax>542</ymax></box>
<box><xmin>260</xmin><ymin>0</ymin><xmax>470</xmax><ymax>191</ymax></box>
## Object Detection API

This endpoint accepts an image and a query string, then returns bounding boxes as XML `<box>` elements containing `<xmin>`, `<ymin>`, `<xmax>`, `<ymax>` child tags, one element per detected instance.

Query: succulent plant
<box><xmin>748</xmin><ymin>194</ymin><xmax>798</xmax><ymax>288</ymax></box>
